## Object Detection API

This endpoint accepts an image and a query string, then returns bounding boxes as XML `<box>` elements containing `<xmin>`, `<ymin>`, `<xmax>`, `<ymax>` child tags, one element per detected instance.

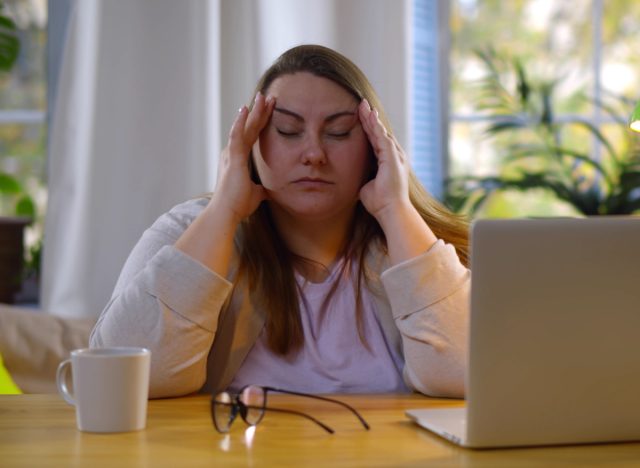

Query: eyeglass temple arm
<box><xmin>262</xmin><ymin>386</ymin><xmax>370</xmax><ymax>430</ymax></box>
<box><xmin>259</xmin><ymin>405</ymin><xmax>335</xmax><ymax>434</ymax></box>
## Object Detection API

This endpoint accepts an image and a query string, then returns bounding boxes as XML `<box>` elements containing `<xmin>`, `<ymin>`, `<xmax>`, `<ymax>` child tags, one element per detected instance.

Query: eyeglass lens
<box><xmin>213</xmin><ymin>392</ymin><xmax>234</xmax><ymax>432</ymax></box>
<box><xmin>240</xmin><ymin>385</ymin><xmax>266</xmax><ymax>425</ymax></box>
<box><xmin>213</xmin><ymin>385</ymin><xmax>269</xmax><ymax>432</ymax></box>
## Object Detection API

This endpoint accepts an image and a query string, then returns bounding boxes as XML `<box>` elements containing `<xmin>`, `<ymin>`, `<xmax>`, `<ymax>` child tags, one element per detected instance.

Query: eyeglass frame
<box><xmin>211</xmin><ymin>384</ymin><xmax>370</xmax><ymax>434</ymax></box>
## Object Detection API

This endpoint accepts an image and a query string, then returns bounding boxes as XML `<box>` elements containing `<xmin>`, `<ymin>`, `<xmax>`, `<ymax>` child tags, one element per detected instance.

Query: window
<box><xmin>411</xmin><ymin>0</ymin><xmax>449</xmax><ymax>199</ymax></box>
<box><xmin>0</xmin><ymin>0</ymin><xmax>47</xmax><ymax>244</ymax></box>
<box><xmin>448</xmin><ymin>0</ymin><xmax>640</xmax><ymax>217</ymax></box>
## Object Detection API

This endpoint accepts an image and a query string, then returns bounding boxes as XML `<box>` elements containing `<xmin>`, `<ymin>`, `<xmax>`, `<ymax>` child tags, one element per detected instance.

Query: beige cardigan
<box><xmin>90</xmin><ymin>198</ymin><xmax>470</xmax><ymax>398</ymax></box>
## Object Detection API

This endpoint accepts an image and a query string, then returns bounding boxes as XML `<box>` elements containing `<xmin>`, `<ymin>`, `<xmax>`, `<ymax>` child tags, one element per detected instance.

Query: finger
<box><xmin>244</xmin><ymin>92</ymin><xmax>275</xmax><ymax>143</ymax></box>
<box><xmin>366</xmin><ymin>107</ymin><xmax>395</xmax><ymax>157</ymax></box>
<box><xmin>388</xmin><ymin>133</ymin><xmax>404</xmax><ymax>157</ymax></box>
<box><xmin>244</xmin><ymin>92</ymin><xmax>266</xmax><ymax>136</ymax></box>
<box><xmin>366</xmin><ymin>108</ymin><xmax>409</xmax><ymax>172</ymax></box>
<box><xmin>359</xmin><ymin>100</ymin><xmax>389</xmax><ymax>145</ymax></box>
<box><xmin>358</xmin><ymin>99</ymin><xmax>375</xmax><ymax>137</ymax></box>
<box><xmin>380</xmin><ymin>126</ymin><xmax>407</xmax><ymax>165</ymax></box>
<box><xmin>359</xmin><ymin>101</ymin><xmax>383</xmax><ymax>158</ymax></box>
<box><xmin>228</xmin><ymin>106</ymin><xmax>250</xmax><ymax>155</ymax></box>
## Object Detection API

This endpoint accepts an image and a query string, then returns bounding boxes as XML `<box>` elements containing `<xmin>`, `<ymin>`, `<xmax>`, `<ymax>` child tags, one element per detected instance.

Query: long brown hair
<box><xmin>235</xmin><ymin>45</ymin><xmax>469</xmax><ymax>355</ymax></box>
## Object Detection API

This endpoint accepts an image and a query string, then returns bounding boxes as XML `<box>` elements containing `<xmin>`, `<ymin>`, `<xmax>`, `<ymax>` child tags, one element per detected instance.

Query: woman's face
<box><xmin>253</xmin><ymin>72</ymin><xmax>372</xmax><ymax>223</ymax></box>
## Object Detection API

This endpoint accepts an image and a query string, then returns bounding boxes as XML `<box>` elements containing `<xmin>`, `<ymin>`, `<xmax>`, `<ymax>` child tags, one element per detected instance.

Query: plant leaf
<box><xmin>0</xmin><ymin>172</ymin><xmax>22</xmax><ymax>194</ymax></box>
<box><xmin>571</xmin><ymin>118</ymin><xmax>620</xmax><ymax>164</ymax></box>
<box><xmin>0</xmin><ymin>12</ymin><xmax>20</xmax><ymax>72</ymax></box>
<box><xmin>485</xmin><ymin>119</ymin><xmax>528</xmax><ymax>135</ymax></box>
<box><xmin>15</xmin><ymin>194</ymin><xmax>36</xmax><ymax>218</ymax></box>
<box><xmin>514</xmin><ymin>59</ymin><xmax>530</xmax><ymax>108</ymax></box>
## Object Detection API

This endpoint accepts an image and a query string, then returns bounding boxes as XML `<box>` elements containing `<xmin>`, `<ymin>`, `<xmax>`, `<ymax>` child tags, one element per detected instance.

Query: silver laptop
<box><xmin>407</xmin><ymin>217</ymin><xmax>640</xmax><ymax>448</ymax></box>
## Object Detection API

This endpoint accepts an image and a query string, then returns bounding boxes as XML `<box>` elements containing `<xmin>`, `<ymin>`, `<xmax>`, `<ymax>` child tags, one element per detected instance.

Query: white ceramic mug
<box><xmin>56</xmin><ymin>347</ymin><xmax>151</xmax><ymax>433</ymax></box>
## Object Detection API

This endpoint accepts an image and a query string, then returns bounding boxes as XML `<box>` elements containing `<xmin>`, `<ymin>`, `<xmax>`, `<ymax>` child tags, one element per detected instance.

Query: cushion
<box><xmin>0</xmin><ymin>352</ymin><xmax>21</xmax><ymax>394</ymax></box>
<box><xmin>0</xmin><ymin>304</ymin><xmax>95</xmax><ymax>393</ymax></box>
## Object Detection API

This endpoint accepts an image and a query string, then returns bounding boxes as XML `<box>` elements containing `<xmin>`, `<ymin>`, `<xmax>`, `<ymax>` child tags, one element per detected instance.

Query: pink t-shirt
<box><xmin>229</xmin><ymin>259</ymin><xmax>410</xmax><ymax>394</ymax></box>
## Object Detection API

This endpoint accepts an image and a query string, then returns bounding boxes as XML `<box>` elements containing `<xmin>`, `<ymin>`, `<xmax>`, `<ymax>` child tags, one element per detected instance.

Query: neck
<box><xmin>269</xmin><ymin>204</ymin><xmax>356</xmax><ymax>270</ymax></box>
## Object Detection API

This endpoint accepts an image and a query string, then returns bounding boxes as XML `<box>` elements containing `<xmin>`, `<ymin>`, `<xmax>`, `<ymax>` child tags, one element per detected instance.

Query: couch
<box><xmin>0</xmin><ymin>304</ymin><xmax>95</xmax><ymax>393</ymax></box>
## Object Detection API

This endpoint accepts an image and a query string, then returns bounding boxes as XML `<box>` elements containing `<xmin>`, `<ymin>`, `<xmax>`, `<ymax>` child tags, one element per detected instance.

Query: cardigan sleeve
<box><xmin>380</xmin><ymin>240</ymin><xmax>470</xmax><ymax>398</ymax></box>
<box><xmin>89</xmin><ymin>198</ymin><xmax>233</xmax><ymax>398</ymax></box>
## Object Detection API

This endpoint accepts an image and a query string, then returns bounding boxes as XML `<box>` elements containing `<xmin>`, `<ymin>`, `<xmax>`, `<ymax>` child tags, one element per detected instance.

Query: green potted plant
<box><xmin>445</xmin><ymin>48</ymin><xmax>640</xmax><ymax>217</ymax></box>
<box><xmin>0</xmin><ymin>2</ymin><xmax>37</xmax><ymax>303</ymax></box>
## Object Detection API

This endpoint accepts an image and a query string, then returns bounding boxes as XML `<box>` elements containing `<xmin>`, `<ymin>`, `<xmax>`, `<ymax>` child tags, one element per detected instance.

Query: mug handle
<box><xmin>56</xmin><ymin>359</ymin><xmax>76</xmax><ymax>405</ymax></box>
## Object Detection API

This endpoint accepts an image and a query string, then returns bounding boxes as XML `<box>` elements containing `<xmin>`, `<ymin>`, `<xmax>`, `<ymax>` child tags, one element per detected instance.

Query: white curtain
<box><xmin>43</xmin><ymin>0</ymin><xmax>411</xmax><ymax>319</ymax></box>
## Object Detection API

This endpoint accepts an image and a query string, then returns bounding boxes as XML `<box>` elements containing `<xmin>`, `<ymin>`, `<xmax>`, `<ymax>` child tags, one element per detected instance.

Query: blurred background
<box><xmin>1</xmin><ymin>0</ymin><xmax>638</xmax><ymax>317</ymax></box>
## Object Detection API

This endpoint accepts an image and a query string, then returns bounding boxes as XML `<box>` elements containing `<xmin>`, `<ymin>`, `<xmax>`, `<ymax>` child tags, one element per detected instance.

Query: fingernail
<box><xmin>266</xmin><ymin>95</ymin><xmax>274</xmax><ymax>104</ymax></box>
<box><xmin>362</xmin><ymin>98</ymin><xmax>371</xmax><ymax>111</ymax></box>
<box><xmin>238</xmin><ymin>106</ymin><xmax>246</xmax><ymax>113</ymax></box>
<box><xmin>374</xmin><ymin>108</ymin><xmax>379</xmax><ymax>119</ymax></box>
<box><xmin>254</xmin><ymin>92</ymin><xmax>262</xmax><ymax>103</ymax></box>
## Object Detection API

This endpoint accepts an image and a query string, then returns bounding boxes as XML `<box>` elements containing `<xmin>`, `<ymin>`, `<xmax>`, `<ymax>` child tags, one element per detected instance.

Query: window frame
<box><xmin>447</xmin><ymin>0</ymin><xmax>614</xmax><ymax>172</ymax></box>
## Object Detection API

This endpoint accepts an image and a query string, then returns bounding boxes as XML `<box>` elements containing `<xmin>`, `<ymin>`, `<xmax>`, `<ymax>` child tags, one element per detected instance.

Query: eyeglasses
<box><xmin>211</xmin><ymin>385</ymin><xmax>370</xmax><ymax>434</ymax></box>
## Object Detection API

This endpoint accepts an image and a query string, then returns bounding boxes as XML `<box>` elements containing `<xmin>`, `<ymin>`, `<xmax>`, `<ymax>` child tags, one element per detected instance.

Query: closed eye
<box><xmin>277</xmin><ymin>129</ymin><xmax>301</xmax><ymax>137</ymax></box>
<box><xmin>327</xmin><ymin>131</ymin><xmax>351</xmax><ymax>139</ymax></box>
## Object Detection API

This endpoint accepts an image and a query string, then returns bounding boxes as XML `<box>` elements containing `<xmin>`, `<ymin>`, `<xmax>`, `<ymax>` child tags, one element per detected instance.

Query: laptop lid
<box><xmin>465</xmin><ymin>217</ymin><xmax>640</xmax><ymax>448</ymax></box>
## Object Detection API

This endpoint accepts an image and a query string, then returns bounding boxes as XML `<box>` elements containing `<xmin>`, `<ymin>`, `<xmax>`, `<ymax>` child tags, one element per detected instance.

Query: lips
<box><xmin>293</xmin><ymin>177</ymin><xmax>333</xmax><ymax>185</ymax></box>
<box><xmin>293</xmin><ymin>177</ymin><xmax>333</xmax><ymax>190</ymax></box>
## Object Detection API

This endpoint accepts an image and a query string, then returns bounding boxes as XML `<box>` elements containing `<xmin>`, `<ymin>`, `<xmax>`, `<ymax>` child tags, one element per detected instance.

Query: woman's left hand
<box><xmin>358</xmin><ymin>99</ymin><xmax>411</xmax><ymax>222</ymax></box>
<box><xmin>358</xmin><ymin>99</ymin><xmax>438</xmax><ymax>264</ymax></box>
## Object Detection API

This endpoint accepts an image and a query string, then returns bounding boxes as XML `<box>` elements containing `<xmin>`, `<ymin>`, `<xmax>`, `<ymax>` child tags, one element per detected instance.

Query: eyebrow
<box><xmin>273</xmin><ymin>106</ymin><xmax>356</xmax><ymax>123</ymax></box>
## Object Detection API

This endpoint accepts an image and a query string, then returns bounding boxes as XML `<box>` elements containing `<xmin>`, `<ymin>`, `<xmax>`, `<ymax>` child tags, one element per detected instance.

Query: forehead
<box><xmin>266</xmin><ymin>72</ymin><xmax>357</xmax><ymax>117</ymax></box>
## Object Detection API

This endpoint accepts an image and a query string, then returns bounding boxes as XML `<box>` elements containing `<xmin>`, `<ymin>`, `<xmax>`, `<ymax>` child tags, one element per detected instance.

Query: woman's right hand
<box><xmin>210</xmin><ymin>92</ymin><xmax>275</xmax><ymax>223</ymax></box>
<box><xmin>175</xmin><ymin>93</ymin><xmax>275</xmax><ymax>276</ymax></box>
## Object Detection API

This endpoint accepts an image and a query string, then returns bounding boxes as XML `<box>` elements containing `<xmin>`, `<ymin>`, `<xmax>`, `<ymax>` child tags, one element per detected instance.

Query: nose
<box><xmin>301</xmin><ymin>134</ymin><xmax>327</xmax><ymax>165</ymax></box>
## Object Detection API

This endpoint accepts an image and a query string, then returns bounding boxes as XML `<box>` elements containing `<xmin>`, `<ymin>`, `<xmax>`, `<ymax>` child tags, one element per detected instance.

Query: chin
<box><xmin>284</xmin><ymin>204</ymin><xmax>337</xmax><ymax>219</ymax></box>
<box><xmin>276</xmin><ymin>201</ymin><xmax>357</xmax><ymax>223</ymax></box>
<box><xmin>269</xmin><ymin>190</ymin><xmax>359</xmax><ymax>219</ymax></box>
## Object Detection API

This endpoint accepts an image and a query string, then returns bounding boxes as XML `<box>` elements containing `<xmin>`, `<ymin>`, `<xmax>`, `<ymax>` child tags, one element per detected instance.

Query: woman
<box><xmin>90</xmin><ymin>45</ymin><xmax>470</xmax><ymax>398</ymax></box>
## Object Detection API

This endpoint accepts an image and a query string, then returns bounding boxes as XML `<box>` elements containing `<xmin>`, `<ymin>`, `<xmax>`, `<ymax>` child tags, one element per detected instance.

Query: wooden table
<box><xmin>2</xmin><ymin>394</ymin><xmax>640</xmax><ymax>467</ymax></box>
